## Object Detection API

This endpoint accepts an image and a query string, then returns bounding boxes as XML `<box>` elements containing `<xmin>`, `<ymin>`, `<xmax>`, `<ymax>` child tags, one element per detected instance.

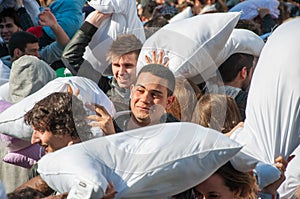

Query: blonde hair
<box><xmin>192</xmin><ymin>94</ymin><xmax>242</xmax><ymax>133</ymax></box>
<box><xmin>106</xmin><ymin>34</ymin><xmax>142</xmax><ymax>63</ymax></box>
<box><xmin>167</xmin><ymin>77</ymin><xmax>202</xmax><ymax>121</ymax></box>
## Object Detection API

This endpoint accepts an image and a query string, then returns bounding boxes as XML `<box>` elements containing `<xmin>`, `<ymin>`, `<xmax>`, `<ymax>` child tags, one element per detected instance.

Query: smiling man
<box><xmin>24</xmin><ymin>92</ymin><xmax>92</xmax><ymax>153</ymax></box>
<box><xmin>89</xmin><ymin>64</ymin><xmax>178</xmax><ymax>134</ymax></box>
<box><xmin>62</xmin><ymin>11</ymin><xmax>142</xmax><ymax>112</ymax></box>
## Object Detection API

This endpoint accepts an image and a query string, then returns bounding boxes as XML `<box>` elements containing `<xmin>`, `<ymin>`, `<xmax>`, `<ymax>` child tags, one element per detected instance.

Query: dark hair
<box><xmin>137</xmin><ymin>64</ymin><xmax>176</xmax><ymax>96</ymax></box>
<box><xmin>236</xmin><ymin>19</ymin><xmax>262</xmax><ymax>36</ymax></box>
<box><xmin>218</xmin><ymin>53</ymin><xmax>254</xmax><ymax>83</ymax></box>
<box><xmin>0</xmin><ymin>8</ymin><xmax>21</xmax><ymax>28</ymax></box>
<box><xmin>24</xmin><ymin>92</ymin><xmax>92</xmax><ymax>141</ymax></box>
<box><xmin>8</xmin><ymin>31</ymin><xmax>38</xmax><ymax>56</ymax></box>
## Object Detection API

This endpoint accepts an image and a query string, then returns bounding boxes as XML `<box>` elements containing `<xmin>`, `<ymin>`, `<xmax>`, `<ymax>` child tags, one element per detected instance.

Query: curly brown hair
<box><xmin>24</xmin><ymin>92</ymin><xmax>92</xmax><ymax>141</ymax></box>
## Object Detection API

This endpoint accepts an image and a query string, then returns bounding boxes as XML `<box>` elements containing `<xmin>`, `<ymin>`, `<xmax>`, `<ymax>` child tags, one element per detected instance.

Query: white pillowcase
<box><xmin>169</xmin><ymin>6</ymin><xmax>193</xmax><ymax>23</ymax></box>
<box><xmin>217</xmin><ymin>28</ymin><xmax>265</xmax><ymax>62</ymax></box>
<box><xmin>0</xmin><ymin>76</ymin><xmax>115</xmax><ymax>140</ymax></box>
<box><xmin>137</xmin><ymin>12</ymin><xmax>241</xmax><ymax>84</ymax></box>
<box><xmin>230</xmin><ymin>18</ymin><xmax>300</xmax><ymax>174</ymax></box>
<box><xmin>38</xmin><ymin>122</ymin><xmax>242</xmax><ymax>199</ymax></box>
<box><xmin>83</xmin><ymin>0</ymin><xmax>145</xmax><ymax>74</ymax></box>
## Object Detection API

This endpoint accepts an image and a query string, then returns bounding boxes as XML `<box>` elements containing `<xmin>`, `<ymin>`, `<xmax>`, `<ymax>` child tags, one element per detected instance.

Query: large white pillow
<box><xmin>0</xmin><ymin>76</ymin><xmax>115</xmax><ymax>140</ymax></box>
<box><xmin>137</xmin><ymin>12</ymin><xmax>241</xmax><ymax>84</ymax></box>
<box><xmin>216</xmin><ymin>28</ymin><xmax>264</xmax><ymax>62</ymax></box>
<box><xmin>83</xmin><ymin>0</ymin><xmax>145</xmax><ymax>74</ymax></box>
<box><xmin>230</xmin><ymin>18</ymin><xmax>300</xmax><ymax>173</ymax></box>
<box><xmin>38</xmin><ymin>122</ymin><xmax>242</xmax><ymax>199</ymax></box>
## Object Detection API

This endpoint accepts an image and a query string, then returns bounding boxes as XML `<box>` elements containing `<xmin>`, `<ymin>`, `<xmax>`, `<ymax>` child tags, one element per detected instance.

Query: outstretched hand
<box><xmin>38</xmin><ymin>8</ymin><xmax>58</xmax><ymax>28</ymax></box>
<box><xmin>86</xmin><ymin>103</ymin><xmax>116</xmax><ymax>136</ymax></box>
<box><xmin>145</xmin><ymin>50</ymin><xmax>169</xmax><ymax>67</ymax></box>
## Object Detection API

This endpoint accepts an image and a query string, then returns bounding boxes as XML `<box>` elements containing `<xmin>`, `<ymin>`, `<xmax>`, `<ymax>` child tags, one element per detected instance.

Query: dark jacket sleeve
<box><xmin>61</xmin><ymin>22</ymin><xmax>98</xmax><ymax>75</ymax></box>
<box><xmin>17</xmin><ymin>7</ymin><xmax>34</xmax><ymax>31</ymax></box>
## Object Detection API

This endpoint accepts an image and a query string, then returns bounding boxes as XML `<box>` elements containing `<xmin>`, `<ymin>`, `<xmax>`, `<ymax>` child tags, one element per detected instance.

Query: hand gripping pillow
<box><xmin>0</xmin><ymin>76</ymin><xmax>116</xmax><ymax>139</ymax></box>
<box><xmin>83</xmin><ymin>0</ymin><xmax>146</xmax><ymax>74</ymax></box>
<box><xmin>230</xmin><ymin>18</ymin><xmax>300</xmax><ymax>178</ymax></box>
<box><xmin>278</xmin><ymin>146</ymin><xmax>300</xmax><ymax>199</ymax></box>
<box><xmin>136</xmin><ymin>12</ymin><xmax>241</xmax><ymax>84</ymax></box>
<box><xmin>37</xmin><ymin>122</ymin><xmax>242</xmax><ymax>199</ymax></box>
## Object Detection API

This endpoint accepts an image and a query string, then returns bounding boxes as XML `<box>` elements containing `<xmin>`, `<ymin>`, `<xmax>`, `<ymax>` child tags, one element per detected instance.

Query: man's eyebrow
<box><xmin>136</xmin><ymin>84</ymin><xmax>164</xmax><ymax>95</ymax></box>
<box><xmin>136</xmin><ymin>84</ymin><xmax>146</xmax><ymax>89</ymax></box>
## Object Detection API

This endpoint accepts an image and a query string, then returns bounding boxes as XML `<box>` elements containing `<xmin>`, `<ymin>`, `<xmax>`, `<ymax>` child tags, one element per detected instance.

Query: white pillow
<box><xmin>216</xmin><ymin>28</ymin><xmax>265</xmax><ymax>63</ymax></box>
<box><xmin>278</xmin><ymin>145</ymin><xmax>300</xmax><ymax>199</ymax></box>
<box><xmin>169</xmin><ymin>6</ymin><xmax>193</xmax><ymax>23</ymax></box>
<box><xmin>230</xmin><ymin>18</ymin><xmax>300</xmax><ymax>172</ymax></box>
<box><xmin>0</xmin><ymin>76</ymin><xmax>116</xmax><ymax>140</ymax></box>
<box><xmin>83</xmin><ymin>0</ymin><xmax>145</xmax><ymax>74</ymax></box>
<box><xmin>0</xmin><ymin>83</ymin><xmax>9</xmax><ymax>101</ymax></box>
<box><xmin>137</xmin><ymin>12</ymin><xmax>241</xmax><ymax>84</ymax></box>
<box><xmin>38</xmin><ymin>122</ymin><xmax>242</xmax><ymax>199</ymax></box>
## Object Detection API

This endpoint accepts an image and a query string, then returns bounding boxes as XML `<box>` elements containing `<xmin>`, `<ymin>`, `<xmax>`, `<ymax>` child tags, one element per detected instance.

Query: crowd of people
<box><xmin>0</xmin><ymin>0</ymin><xmax>299</xmax><ymax>198</ymax></box>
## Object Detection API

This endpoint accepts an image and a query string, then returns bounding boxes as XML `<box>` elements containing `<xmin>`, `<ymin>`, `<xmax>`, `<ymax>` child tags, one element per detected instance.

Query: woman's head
<box><xmin>192</xmin><ymin>94</ymin><xmax>242</xmax><ymax>134</ymax></box>
<box><xmin>194</xmin><ymin>161</ymin><xmax>258</xmax><ymax>199</ymax></box>
<box><xmin>167</xmin><ymin>76</ymin><xmax>201</xmax><ymax>122</ymax></box>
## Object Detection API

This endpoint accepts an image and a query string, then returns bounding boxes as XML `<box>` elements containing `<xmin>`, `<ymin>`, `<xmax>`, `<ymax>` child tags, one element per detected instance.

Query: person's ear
<box><xmin>166</xmin><ymin>95</ymin><xmax>175</xmax><ymax>109</ymax></box>
<box><xmin>240</xmin><ymin>66</ymin><xmax>248</xmax><ymax>80</ymax></box>
<box><xmin>13</xmin><ymin>48</ymin><xmax>22</xmax><ymax>58</ymax></box>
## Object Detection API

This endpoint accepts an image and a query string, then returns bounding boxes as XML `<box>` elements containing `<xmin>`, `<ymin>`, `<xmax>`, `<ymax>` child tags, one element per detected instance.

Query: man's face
<box><xmin>24</xmin><ymin>43</ymin><xmax>40</xmax><ymax>58</ymax></box>
<box><xmin>13</xmin><ymin>42</ymin><xmax>40</xmax><ymax>61</ymax></box>
<box><xmin>130</xmin><ymin>72</ymin><xmax>174</xmax><ymax>126</ymax></box>
<box><xmin>31</xmin><ymin>127</ymin><xmax>74</xmax><ymax>153</ymax></box>
<box><xmin>111</xmin><ymin>52</ymin><xmax>137</xmax><ymax>89</ymax></box>
<box><xmin>0</xmin><ymin>17</ymin><xmax>20</xmax><ymax>43</ymax></box>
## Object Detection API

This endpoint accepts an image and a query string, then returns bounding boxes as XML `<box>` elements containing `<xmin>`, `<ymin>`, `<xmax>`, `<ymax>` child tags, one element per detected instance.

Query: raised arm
<box><xmin>62</xmin><ymin>10</ymin><xmax>111</xmax><ymax>75</ymax></box>
<box><xmin>38</xmin><ymin>8</ymin><xmax>70</xmax><ymax>46</ymax></box>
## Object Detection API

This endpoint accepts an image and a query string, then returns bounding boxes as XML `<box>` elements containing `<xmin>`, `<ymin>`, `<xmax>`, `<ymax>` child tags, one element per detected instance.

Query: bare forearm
<box><xmin>50</xmin><ymin>23</ymin><xmax>70</xmax><ymax>46</ymax></box>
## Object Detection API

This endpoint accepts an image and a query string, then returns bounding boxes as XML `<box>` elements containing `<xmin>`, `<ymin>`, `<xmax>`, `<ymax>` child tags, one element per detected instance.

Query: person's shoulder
<box><xmin>165</xmin><ymin>113</ymin><xmax>180</xmax><ymax>123</ymax></box>
<box><xmin>113</xmin><ymin>110</ymin><xmax>131</xmax><ymax>133</ymax></box>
